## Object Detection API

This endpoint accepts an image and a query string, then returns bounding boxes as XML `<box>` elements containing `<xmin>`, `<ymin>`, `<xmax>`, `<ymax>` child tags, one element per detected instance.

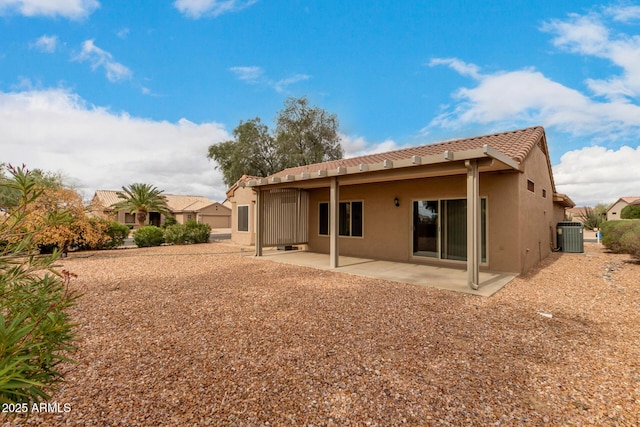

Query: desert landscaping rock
<box><xmin>2</xmin><ymin>243</ymin><xmax>638</xmax><ymax>426</ymax></box>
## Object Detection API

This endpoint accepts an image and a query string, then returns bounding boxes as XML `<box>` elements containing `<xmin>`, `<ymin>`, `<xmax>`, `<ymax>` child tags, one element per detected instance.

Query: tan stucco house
<box><xmin>90</xmin><ymin>191</ymin><xmax>231</xmax><ymax>228</ymax></box>
<box><xmin>606</xmin><ymin>197</ymin><xmax>640</xmax><ymax>221</ymax></box>
<box><xmin>226</xmin><ymin>126</ymin><xmax>574</xmax><ymax>289</ymax></box>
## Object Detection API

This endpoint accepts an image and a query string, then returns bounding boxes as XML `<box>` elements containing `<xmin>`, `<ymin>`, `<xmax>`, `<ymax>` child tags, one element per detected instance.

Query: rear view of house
<box><xmin>227</xmin><ymin>126</ymin><xmax>574</xmax><ymax>288</ymax></box>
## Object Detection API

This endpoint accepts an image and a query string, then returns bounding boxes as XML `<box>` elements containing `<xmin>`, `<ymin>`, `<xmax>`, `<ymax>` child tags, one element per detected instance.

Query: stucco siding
<box><xmin>306</xmin><ymin>173</ymin><xmax>525</xmax><ymax>273</ymax></box>
<box><xmin>230</xmin><ymin>187</ymin><xmax>255</xmax><ymax>246</ymax></box>
<box><xmin>518</xmin><ymin>143</ymin><xmax>558</xmax><ymax>274</ymax></box>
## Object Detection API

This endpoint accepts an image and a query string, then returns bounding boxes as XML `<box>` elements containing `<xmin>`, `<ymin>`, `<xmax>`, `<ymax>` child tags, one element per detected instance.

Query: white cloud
<box><xmin>606</xmin><ymin>5</ymin><xmax>640</xmax><ymax>23</ymax></box>
<box><xmin>340</xmin><ymin>133</ymin><xmax>402</xmax><ymax>158</ymax></box>
<box><xmin>0</xmin><ymin>0</ymin><xmax>99</xmax><ymax>20</ymax></box>
<box><xmin>542</xmin><ymin>7</ymin><xmax>640</xmax><ymax>101</ymax></box>
<box><xmin>0</xmin><ymin>88</ymin><xmax>231</xmax><ymax>201</ymax></box>
<box><xmin>116</xmin><ymin>28</ymin><xmax>130</xmax><ymax>39</ymax></box>
<box><xmin>174</xmin><ymin>0</ymin><xmax>258</xmax><ymax>19</ymax></box>
<box><xmin>230</xmin><ymin>65</ymin><xmax>310</xmax><ymax>93</ymax></box>
<box><xmin>429</xmin><ymin>5</ymin><xmax>640</xmax><ymax>138</ymax></box>
<box><xmin>273</xmin><ymin>74</ymin><xmax>310</xmax><ymax>93</ymax></box>
<box><xmin>74</xmin><ymin>40</ymin><xmax>132</xmax><ymax>83</ymax></box>
<box><xmin>428</xmin><ymin>58</ymin><xmax>481</xmax><ymax>79</ymax></box>
<box><xmin>554</xmin><ymin>145</ymin><xmax>640</xmax><ymax>206</ymax></box>
<box><xmin>229</xmin><ymin>66</ymin><xmax>264</xmax><ymax>82</ymax></box>
<box><xmin>31</xmin><ymin>35</ymin><xmax>58</xmax><ymax>53</ymax></box>
<box><xmin>427</xmin><ymin>65</ymin><xmax>640</xmax><ymax>137</ymax></box>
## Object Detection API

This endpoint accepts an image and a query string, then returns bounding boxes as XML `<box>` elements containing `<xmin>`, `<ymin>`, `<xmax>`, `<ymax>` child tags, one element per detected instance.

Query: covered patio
<box><xmin>257</xmin><ymin>248</ymin><xmax>516</xmax><ymax>297</ymax></box>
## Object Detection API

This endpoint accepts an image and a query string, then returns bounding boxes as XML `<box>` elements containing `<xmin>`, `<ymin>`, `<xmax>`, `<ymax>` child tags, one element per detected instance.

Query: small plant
<box><xmin>133</xmin><ymin>225</ymin><xmax>165</xmax><ymax>247</ymax></box>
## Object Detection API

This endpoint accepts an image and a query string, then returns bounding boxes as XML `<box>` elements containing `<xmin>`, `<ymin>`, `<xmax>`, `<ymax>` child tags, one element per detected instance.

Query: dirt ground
<box><xmin>2</xmin><ymin>242</ymin><xmax>639</xmax><ymax>426</ymax></box>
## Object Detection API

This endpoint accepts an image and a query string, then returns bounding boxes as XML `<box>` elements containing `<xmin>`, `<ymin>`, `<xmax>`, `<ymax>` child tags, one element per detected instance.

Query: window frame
<box><xmin>318</xmin><ymin>200</ymin><xmax>364</xmax><ymax>238</ymax></box>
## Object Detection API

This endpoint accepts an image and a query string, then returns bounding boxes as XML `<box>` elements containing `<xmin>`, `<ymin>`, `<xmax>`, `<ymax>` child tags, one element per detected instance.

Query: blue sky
<box><xmin>1</xmin><ymin>0</ymin><xmax>640</xmax><ymax>205</ymax></box>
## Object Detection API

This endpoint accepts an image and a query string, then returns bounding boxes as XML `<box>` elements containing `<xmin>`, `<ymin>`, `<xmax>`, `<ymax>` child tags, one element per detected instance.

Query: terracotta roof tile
<box><xmin>269</xmin><ymin>126</ymin><xmax>545</xmax><ymax>178</ymax></box>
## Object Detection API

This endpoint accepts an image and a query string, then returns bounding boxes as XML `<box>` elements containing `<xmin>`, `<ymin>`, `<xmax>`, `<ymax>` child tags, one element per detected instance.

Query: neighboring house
<box><xmin>606</xmin><ymin>197</ymin><xmax>640</xmax><ymax>221</ymax></box>
<box><xmin>566</xmin><ymin>207</ymin><xmax>588</xmax><ymax>225</ymax></box>
<box><xmin>227</xmin><ymin>126</ymin><xmax>574</xmax><ymax>289</ymax></box>
<box><xmin>90</xmin><ymin>190</ymin><xmax>231</xmax><ymax>228</ymax></box>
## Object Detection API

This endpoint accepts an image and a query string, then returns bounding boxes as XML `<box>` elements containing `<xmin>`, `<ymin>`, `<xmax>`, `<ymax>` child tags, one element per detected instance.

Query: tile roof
<box><xmin>93</xmin><ymin>190</ymin><xmax>217</xmax><ymax>213</ymax></box>
<box><xmin>269</xmin><ymin>126</ymin><xmax>546</xmax><ymax>178</ymax></box>
<box><xmin>621</xmin><ymin>196</ymin><xmax>640</xmax><ymax>204</ymax></box>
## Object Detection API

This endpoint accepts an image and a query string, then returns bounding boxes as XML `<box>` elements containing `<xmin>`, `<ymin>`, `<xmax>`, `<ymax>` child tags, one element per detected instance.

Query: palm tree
<box><xmin>111</xmin><ymin>183</ymin><xmax>172</xmax><ymax>228</ymax></box>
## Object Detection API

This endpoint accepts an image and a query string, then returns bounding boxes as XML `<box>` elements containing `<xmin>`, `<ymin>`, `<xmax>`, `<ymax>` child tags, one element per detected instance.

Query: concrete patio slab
<box><xmin>258</xmin><ymin>249</ymin><xmax>516</xmax><ymax>297</ymax></box>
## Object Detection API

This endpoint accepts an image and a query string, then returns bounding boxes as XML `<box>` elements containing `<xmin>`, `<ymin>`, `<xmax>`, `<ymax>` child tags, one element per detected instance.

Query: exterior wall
<box><xmin>198</xmin><ymin>203</ymin><xmax>231</xmax><ymax>228</ymax></box>
<box><xmin>229</xmin><ymin>186</ymin><xmax>256</xmax><ymax>245</ymax></box>
<box><xmin>306</xmin><ymin>172</ymin><xmax>525</xmax><ymax>274</ymax></box>
<box><xmin>517</xmin><ymin>143</ymin><xmax>562</xmax><ymax>274</ymax></box>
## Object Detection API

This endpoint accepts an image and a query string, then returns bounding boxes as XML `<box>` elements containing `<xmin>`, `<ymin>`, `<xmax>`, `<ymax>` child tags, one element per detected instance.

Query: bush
<box><xmin>133</xmin><ymin>225</ymin><xmax>165</xmax><ymax>247</ymax></box>
<box><xmin>601</xmin><ymin>220</ymin><xmax>640</xmax><ymax>258</ymax></box>
<box><xmin>163</xmin><ymin>223</ymin><xmax>188</xmax><ymax>245</ymax></box>
<box><xmin>163</xmin><ymin>220</ymin><xmax>211</xmax><ymax>245</ymax></box>
<box><xmin>163</xmin><ymin>216</ymin><xmax>177</xmax><ymax>228</ymax></box>
<box><xmin>0</xmin><ymin>165</ymin><xmax>79</xmax><ymax>406</ymax></box>
<box><xmin>185</xmin><ymin>220</ymin><xmax>211</xmax><ymax>244</ymax></box>
<box><xmin>621</xmin><ymin>204</ymin><xmax>640</xmax><ymax>219</ymax></box>
<box><xmin>104</xmin><ymin>221</ymin><xmax>130</xmax><ymax>248</ymax></box>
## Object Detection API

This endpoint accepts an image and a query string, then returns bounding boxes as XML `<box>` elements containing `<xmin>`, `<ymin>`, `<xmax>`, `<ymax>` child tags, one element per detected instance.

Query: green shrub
<box><xmin>133</xmin><ymin>225</ymin><xmax>165</xmax><ymax>247</ymax></box>
<box><xmin>601</xmin><ymin>220</ymin><xmax>640</xmax><ymax>257</ymax></box>
<box><xmin>185</xmin><ymin>220</ymin><xmax>211</xmax><ymax>244</ymax></box>
<box><xmin>163</xmin><ymin>223</ymin><xmax>188</xmax><ymax>244</ymax></box>
<box><xmin>620</xmin><ymin>224</ymin><xmax>640</xmax><ymax>258</ymax></box>
<box><xmin>163</xmin><ymin>220</ymin><xmax>211</xmax><ymax>245</ymax></box>
<box><xmin>104</xmin><ymin>221</ymin><xmax>130</xmax><ymax>248</ymax></box>
<box><xmin>163</xmin><ymin>216</ymin><xmax>177</xmax><ymax>228</ymax></box>
<box><xmin>621</xmin><ymin>204</ymin><xmax>640</xmax><ymax>219</ymax></box>
<box><xmin>0</xmin><ymin>165</ymin><xmax>79</xmax><ymax>406</ymax></box>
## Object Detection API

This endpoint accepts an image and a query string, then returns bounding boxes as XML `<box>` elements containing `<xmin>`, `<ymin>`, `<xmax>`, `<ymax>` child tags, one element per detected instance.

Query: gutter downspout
<box><xmin>466</xmin><ymin>160</ymin><xmax>480</xmax><ymax>290</ymax></box>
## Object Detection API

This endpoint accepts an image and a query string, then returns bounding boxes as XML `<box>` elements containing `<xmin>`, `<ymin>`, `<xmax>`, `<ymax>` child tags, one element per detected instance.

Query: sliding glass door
<box><xmin>413</xmin><ymin>199</ymin><xmax>486</xmax><ymax>262</ymax></box>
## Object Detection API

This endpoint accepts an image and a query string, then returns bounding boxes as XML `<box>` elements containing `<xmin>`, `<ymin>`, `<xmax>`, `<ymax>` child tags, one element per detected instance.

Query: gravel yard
<box><xmin>2</xmin><ymin>242</ymin><xmax>639</xmax><ymax>426</ymax></box>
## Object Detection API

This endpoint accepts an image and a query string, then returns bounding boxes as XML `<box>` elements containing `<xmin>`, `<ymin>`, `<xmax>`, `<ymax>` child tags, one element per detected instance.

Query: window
<box><xmin>527</xmin><ymin>180</ymin><xmax>535</xmax><ymax>192</ymax></box>
<box><xmin>124</xmin><ymin>213</ymin><xmax>135</xmax><ymax>224</ymax></box>
<box><xmin>237</xmin><ymin>205</ymin><xmax>249</xmax><ymax>232</ymax></box>
<box><xmin>542</xmin><ymin>189</ymin><xmax>547</xmax><ymax>198</ymax></box>
<box><xmin>319</xmin><ymin>201</ymin><xmax>363</xmax><ymax>237</ymax></box>
<box><xmin>187</xmin><ymin>214</ymin><xmax>192</xmax><ymax>220</ymax></box>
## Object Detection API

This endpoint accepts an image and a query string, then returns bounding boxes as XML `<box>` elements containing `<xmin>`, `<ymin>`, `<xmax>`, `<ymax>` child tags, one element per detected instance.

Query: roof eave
<box><xmin>245</xmin><ymin>144</ymin><xmax>521</xmax><ymax>188</ymax></box>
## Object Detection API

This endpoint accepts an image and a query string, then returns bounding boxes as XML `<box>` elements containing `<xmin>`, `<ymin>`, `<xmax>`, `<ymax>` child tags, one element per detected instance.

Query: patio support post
<box><xmin>330</xmin><ymin>177</ymin><xmax>339</xmax><ymax>268</ymax></box>
<box><xmin>466</xmin><ymin>159</ymin><xmax>480</xmax><ymax>290</ymax></box>
<box><xmin>255</xmin><ymin>189</ymin><xmax>263</xmax><ymax>257</ymax></box>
